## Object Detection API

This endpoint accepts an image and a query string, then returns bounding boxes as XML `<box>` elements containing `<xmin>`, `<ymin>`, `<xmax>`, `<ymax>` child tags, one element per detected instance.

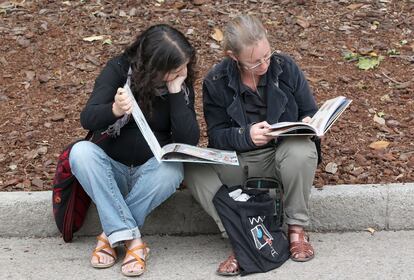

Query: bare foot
<box><xmin>121</xmin><ymin>238</ymin><xmax>150</xmax><ymax>277</ymax></box>
<box><xmin>91</xmin><ymin>232</ymin><xmax>117</xmax><ymax>268</ymax></box>
<box><xmin>216</xmin><ymin>252</ymin><xmax>240</xmax><ymax>276</ymax></box>
<box><xmin>288</xmin><ymin>225</ymin><xmax>314</xmax><ymax>262</ymax></box>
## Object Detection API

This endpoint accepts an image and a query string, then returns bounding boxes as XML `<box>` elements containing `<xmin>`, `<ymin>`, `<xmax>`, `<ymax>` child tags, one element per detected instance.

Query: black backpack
<box><xmin>213</xmin><ymin>185</ymin><xmax>290</xmax><ymax>276</ymax></box>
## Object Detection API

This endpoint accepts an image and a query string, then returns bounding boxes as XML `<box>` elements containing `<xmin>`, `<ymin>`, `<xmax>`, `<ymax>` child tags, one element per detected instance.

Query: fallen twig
<box><xmin>381</xmin><ymin>72</ymin><xmax>409</xmax><ymax>85</ymax></box>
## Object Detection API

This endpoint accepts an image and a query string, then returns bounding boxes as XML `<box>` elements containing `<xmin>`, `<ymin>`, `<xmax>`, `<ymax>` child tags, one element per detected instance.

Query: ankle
<box><xmin>288</xmin><ymin>225</ymin><xmax>305</xmax><ymax>242</ymax></box>
<box><xmin>125</xmin><ymin>238</ymin><xmax>143</xmax><ymax>248</ymax></box>
<box><xmin>288</xmin><ymin>224</ymin><xmax>304</xmax><ymax>231</ymax></box>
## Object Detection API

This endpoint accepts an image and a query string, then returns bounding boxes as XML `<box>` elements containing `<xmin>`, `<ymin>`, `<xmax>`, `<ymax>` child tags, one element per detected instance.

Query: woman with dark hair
<box><xmin>69</xmin><ymin>24</ymin><xmax>199</xmax><ymax>277</ymax></box>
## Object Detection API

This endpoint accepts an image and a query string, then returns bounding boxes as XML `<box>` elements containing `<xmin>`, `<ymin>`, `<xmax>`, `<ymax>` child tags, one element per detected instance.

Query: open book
<box><xmin>124</xmin><ymin>84</ymin><xmax>239</xmax><ymax>165</ymax></box>
<box><xmin>266</xmin><ymin>96</ymin><xmax>352</xmax><ymax>137</ymax></box>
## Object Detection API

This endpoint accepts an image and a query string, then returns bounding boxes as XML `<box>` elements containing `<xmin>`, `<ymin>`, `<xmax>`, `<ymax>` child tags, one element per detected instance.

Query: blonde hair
<box><xmin>222</xmin><ymin>14</ymin><xmax>267</xmax><ymax>56</ymax></box>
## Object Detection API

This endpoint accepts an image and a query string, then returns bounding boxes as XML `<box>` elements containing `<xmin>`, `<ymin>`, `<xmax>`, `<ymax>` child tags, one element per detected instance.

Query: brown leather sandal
<box><xmin>91</xmin><ymin>235</ymin><xmax>117</xmax><ymax>268</ymax></box>
<box><xmin>217</xmin><ymin>253</ymin><xmax>240</xmax><ymax>276</ymax></box>
<box><xmin>288</xmin><ymin>227</ymin><xmax>315</xmax><ymax>262</ymax></box>
<box><xmin>121</xmin><ymin>243</ymin><xmax>149</xmax><ymax>277</ymax></box>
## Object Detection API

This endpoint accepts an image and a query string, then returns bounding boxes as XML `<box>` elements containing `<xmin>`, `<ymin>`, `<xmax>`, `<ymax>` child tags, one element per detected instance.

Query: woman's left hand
<box><xmin>166</xmin><ymin>75</ymin><xmax>187</xmax><ymax>94</ymax></box>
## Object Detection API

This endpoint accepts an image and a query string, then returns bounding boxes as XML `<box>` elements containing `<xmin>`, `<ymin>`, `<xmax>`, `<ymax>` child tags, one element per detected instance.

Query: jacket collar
<box><xmin>226</xmin><ymin>56</ymin><xmax>284</xmax><ymax>92</ymax></box>
<box><xmin>225</xmin><ymin>56</ymin><xmax>288</xmax><ymax>126</ymax></box>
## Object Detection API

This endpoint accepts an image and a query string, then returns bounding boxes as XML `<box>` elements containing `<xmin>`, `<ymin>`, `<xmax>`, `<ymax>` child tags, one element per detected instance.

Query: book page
<box><xmin>266</xmin><ymin>96</ymin><xmax>351</xmax><ymax>137</ymax></box>
<box><xmin>267</xmin><ymin>121</ymin><xmax>317</xmax><ymax>137</ymax></box>
<box><xmin>269</xmin><ymin>121</ymin><xmax>315</xmax><ymax>130</ymax></box>
<box><xmin>162</xmin><ymin>143</ymin><xmax>239</xmax><ymax>165</ymax></box>
<box><xmin>124</xmin><ymin>83</ymin><xmax>164</xmax><ymax>162</ymax></box>
<box><xmin>320</xmin><ymin>98</ymin><xmax>352</xmax><ymax>133</ymax></box>
<box><xmin>124</xmin><ymin>84</ymin><xmax>239</xmax><ymax>165</ymax></box>
<box><xmin>266</xmin><ymin>125</ymin><xmax>316</xmax><ymax>137</ymax></box>
<box><xmin>309</xmin><ymin>96</ymin><xmax>347</xmax><ymax>135</ymax></box>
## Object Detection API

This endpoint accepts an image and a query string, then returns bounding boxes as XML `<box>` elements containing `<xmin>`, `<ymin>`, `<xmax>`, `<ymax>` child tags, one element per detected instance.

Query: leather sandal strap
<box><xmin>290</xmin><ymin>241</ymin><xmax>314</xmax><ymax>252</ymax></box>
<box><xmin>122</xmin><ymin>256</ymin><xmax>145</xmax><ymax>268</ymax></box>
<box><xmin>218</xmin><ymin>254</ymin><xmax>240</xmax><ymax>273</ymax></box>
<box><xmin>96</xmin><ymin>235</ymin><xmax>110</xmax><ymax>244</ymax></box>
<box><xmin>122</xmin><ymin>243</ymin><xmax>148</xmax><ymax>268</ymax></box>
<box><xmin>92</xmin><ymin>236</ymin><xmax>117</xmax><ymax>262</ymax></box>
<box><xmin>288</xmin><ymin>227</ymin><xmax>314</xmax><ymax>260</ymax></box>
<box><xmin>92</xmin><ymin>248</ymin><xmax>116</xmax><ymax>262</ymax></box>
<box><xmin>288</xmin><ymin>228</ymin><xmax>310</xmax><ymax>241</ymax></box>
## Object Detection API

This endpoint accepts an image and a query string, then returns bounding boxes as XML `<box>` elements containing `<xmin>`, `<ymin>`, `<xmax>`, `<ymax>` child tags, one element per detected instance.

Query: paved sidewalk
<box><xmin>1</xmin><ymin>183</ymin><xmax>414</xmax><ymax>237</ymax></box>
<box><xmin>1</xmin><ymin>231</ymin><xmax>413</xmax><ymax>280</ymax></box>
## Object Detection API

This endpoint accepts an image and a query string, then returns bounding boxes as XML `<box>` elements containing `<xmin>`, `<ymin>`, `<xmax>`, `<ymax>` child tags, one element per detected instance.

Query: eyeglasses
<box><xmin>239</xmin><ymin>50</ymin><xmax>276</xmax><ymax>71</ymax></box>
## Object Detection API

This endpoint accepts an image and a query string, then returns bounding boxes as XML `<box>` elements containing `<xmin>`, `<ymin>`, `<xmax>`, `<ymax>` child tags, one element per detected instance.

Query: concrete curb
<box><xmin>0</xmin><ymin>183</ymin><xmax>413</xmax><ymax>237</ymax></box>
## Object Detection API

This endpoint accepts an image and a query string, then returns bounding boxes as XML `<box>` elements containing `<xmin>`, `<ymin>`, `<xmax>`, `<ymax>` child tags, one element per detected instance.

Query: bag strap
<box><xmin>243</xmin><ymin>177</ymin><xmax>284</xmax><ymax>227</ymax></box>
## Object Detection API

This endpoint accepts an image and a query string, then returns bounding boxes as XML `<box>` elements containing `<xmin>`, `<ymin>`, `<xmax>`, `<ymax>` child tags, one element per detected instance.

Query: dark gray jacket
<box><xmin>203</xmin><ymin>54</ymin><xmax>318</xmax><ymax>152</ymax></box>
<box><xmin>80</xmin><ymin>54</ymin><xmax>200</xmax><ymax>166</ymax></box>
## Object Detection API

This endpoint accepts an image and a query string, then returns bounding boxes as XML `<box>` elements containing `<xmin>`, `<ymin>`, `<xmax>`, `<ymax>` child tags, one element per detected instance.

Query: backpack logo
<box><xmin>251</xmin><ymin>222</ymin><xmax>279</xmax><ymax>257</ymax></box>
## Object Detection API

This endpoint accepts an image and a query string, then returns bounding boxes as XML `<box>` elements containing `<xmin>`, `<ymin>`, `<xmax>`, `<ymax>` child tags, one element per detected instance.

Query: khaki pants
<box><xmin>184</xmin><ymin>136</ymin><xmax>318</xmax><ymax>233</ymax></box>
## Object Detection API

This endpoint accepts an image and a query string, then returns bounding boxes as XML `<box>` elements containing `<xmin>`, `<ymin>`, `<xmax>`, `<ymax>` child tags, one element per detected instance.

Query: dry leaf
<box><xmin>3</xmin><ymin>179</ymin><xmax>19</xmax><ymax>187</ymax></box>
<box><xmin>211</xmin><ymin>28</ymin><xmax>223</xmax><ymax>42</ymax></box>
<box><xmin>296</xmin><ymin>16</ymin><xmax>310</xmax><ymax>29</ymax></box>
<box><xmin>17</xmin><ymin>37</ymin><xmax>30</xmax><ymax>48</ymax></box>
<box><xmin>82</xmin><ymin>35</ymin><xmax>104</xmax><ymax>42</ymax></box>
<box><xmin>380</xmin><ymin>94</ymin><xmax>391</xmax><ymax>102</ymax></box>
<box><xmin>325</xmin><ymin>162</ymin><xmax>338</xmax><ymax>174</ymax></box>
<box><xmin>9</xmin><ymin>164</ymin><xmax>17</xmax><ymax>171</ymax></box>
<box><xmin>395</xmin><ymin>174</ymin><xmax>404</xmax><ymax>180</ymax></box>
<box><xmin>38</xmin><ymin>73</ymin><xmax>51</xmax><ymax>83</ymax></box>
<box><xmin>37</xmin><ymin>146</ymin><xmax>48</xmax><ymax>155</ymax></box>
<box><xmin>25</xmin><ymin>71</ymin><xmax>36</xmax><ymax>81</ymax></box>
<box><xmin>369</xmin><ymin>140</ymin><xmax>390</xmax><ymax>150</ymax></box>
<box><xmin>51</xmin><ymin>113</ymin><xmax>65</xmax><ymax>122</ymax></box>
<box><xmin>32</xmin><ymin>178</ymin><xmax>44</xmax><ymax>188</ymax></box>
<box><xmin>307</xmin><ymin>77</ymin><xmax>323</xmax><ymax>83</ymax></box>
<box><xmin>173</xmin><ymin>2</ymin><xmax>187</xmax><ymax>9</ymax></box>
<box><xmin>347</xmin><ymin>3</ymin><xmax>364</xmax><ymax>10</ymax></box>
<box><xmin>25</xmin><ymin>150</ymin><xmax>39</xmax><ymax>160</ymax></box>
<box><xmin>373</xmin><ymin>115</ymin><xmax>385</xmax><ymax>125</ymax></box>
<box><xmin>366</xmin><ymin>227</ymin><xmax>376</xmax><ymax>235</ymax></box>
<box><xmin>193</xmin><ymin>0</ymin><xmax>208</xmax><ymax>5</ymax></box>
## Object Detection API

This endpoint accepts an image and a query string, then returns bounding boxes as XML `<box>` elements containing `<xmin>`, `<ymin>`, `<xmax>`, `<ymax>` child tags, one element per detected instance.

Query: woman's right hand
<box><xmin>112</xmin><ymin>87</ymin><xmax>133</xmax><ymax>117</ymax></box>
<box><xmin>250</xmin><ymin>121</ymin><xmax>273</xmax><ymax>146</ymax></box>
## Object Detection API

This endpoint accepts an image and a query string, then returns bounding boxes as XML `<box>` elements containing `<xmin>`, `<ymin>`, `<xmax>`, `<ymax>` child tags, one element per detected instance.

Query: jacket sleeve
<box><xmin>284</xmin><ymin>56</ymin><xmax>318</xmax><ymax>119</ymax></box>
<box><xmin>80</xmin><ymin>57</ymin><xmax>126</xmax><ymax>131</ymax></box>
<box><xmin>203</xmin><ymin>79</ymin><xmax>256</xmax><ymax>152</ymax></box>
<box><xmin>169</xmin><ymin>85</ymin><xmax>200</xmax><ymax>145</ymax></box>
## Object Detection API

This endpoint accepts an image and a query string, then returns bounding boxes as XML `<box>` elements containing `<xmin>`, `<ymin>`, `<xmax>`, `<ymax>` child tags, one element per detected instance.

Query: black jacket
<box><xmin>203</xmin><ymin>54</ymin><xmax>318</xmax><ymax>152</ymax></box>
<box><xmin>80</xmin><ymin>54</ymin><xmax>200</xmax><ymax>166</ymax></box>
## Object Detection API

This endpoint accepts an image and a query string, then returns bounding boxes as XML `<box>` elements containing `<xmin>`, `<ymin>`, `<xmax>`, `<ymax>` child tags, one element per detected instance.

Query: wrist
<box><xmin>168</xmin><ymin>86</ymin><xmax>181</xmax><ymax>94</ymax></box>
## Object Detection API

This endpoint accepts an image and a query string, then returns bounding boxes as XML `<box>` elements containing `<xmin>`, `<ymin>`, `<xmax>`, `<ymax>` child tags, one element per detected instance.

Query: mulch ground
<box><xmin>0</xmin><ymin>0</ymin><xmax>413</xmax><ymax>191</ymax></box>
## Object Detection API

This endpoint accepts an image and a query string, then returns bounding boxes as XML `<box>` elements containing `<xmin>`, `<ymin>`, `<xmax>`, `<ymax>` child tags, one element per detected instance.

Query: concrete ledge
<box><xmin>309</xmin><ymin>184</ymin><xmax>388</xmax><ymax>231</ymax></box>
<box><xmin>0</xmin><ymin>183</ymin><xmax>413</xmax><ymax>237</ymax></box>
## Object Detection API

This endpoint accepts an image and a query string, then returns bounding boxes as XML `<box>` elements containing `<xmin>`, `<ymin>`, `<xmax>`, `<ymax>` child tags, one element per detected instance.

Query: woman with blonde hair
<box><xmin>185</xmin><ymin>14</ymin><xmax>319</xmax><ymax>275</ymax></box>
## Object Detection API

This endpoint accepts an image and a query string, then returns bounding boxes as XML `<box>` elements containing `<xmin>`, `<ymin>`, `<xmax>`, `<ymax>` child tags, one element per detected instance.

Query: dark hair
<box><xmin>124</xmin><ymin>24</ymin><xmax>196</xmax><ymax>117</ymax></box>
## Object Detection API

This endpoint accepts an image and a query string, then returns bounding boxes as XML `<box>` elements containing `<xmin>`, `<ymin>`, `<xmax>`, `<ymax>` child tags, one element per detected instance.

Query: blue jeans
<box><xmin>69</xmin><ymin>141</ymin><xmax>183</xmax><ymax>247</ymax></box>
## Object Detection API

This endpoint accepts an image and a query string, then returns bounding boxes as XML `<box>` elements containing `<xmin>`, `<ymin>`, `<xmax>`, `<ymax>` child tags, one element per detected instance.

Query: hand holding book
<box><xmin>123</xmin><ymin>83</ymin><xmax>239</xmax><ymax>165</ymax></box>
<box><xmin>265</xmin><ymin>96</ymin><xmax>352</xmax><ymax>137</ymax></box>
<box><xmin>250</xmin><ymin>121</ymin><xmax>273</xmax><ymax>146</ymax></box>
